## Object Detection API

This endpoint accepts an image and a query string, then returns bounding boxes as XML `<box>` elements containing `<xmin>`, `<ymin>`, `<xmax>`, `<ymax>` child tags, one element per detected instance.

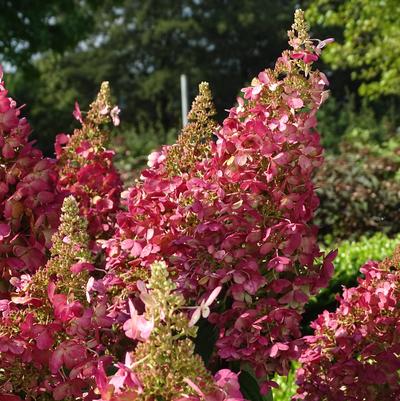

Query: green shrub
<box><xmin>272</xmin><ymin>363</ymin><xmax>298</xmax><ymax>401</ymax></box>
<box><xmin>315</xmin><ymin>146</ymin><xmax>400</xmax><ymax>242</ymax></box>
<box><xmin>317</xmin><ymin>95</ymin><xmax>400</xmax><ymax>153</ymax></box>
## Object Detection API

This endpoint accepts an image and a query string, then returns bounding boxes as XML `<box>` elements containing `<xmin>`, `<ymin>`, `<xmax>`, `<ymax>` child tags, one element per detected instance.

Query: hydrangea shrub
<box><xmin>55</xmin><ymin>82</ymin><xmax>122</xmax><ymax>242</ymax></box>
<box><xmin>105</xmin><ymin>10</ymin><xmax>334</xmax><ymax>393</ymax></box>
<box><xmin>0</xmin><ymin>10</ymin><xmax>343</xmax><ymax>400</ymax></box>
<box><xmin>315</xmin><ymin>146</ymin><xmax>400</xmax><ymax>242</ymax></box>
<box><xmin>296</xmin><ymin>247</ymin><xmax>400</xmax><ymax>401</ymax></box>
<box><xmin>0</xmin><ymin>67</ymin><xmax>62</xmax><ymax>292</ymax></box>
<box><xmin>304</xmin><ymin>232</ymin><xmax>400</xmax><ymax>327</ymax></box>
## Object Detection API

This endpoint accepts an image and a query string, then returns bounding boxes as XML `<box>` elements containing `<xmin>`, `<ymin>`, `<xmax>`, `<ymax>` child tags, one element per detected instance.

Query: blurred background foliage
<box><xmin>307</xmin><ymin>0</ymin><xmax>400</xmax><ymax>99</ymax></box>
<box><xmin>3</xmin><ymin>0</ymin><xmax>298</xmax><ymax>154</ymax></box>
<box><xmin>3</xmin><ymin>0</ymin><xmax>399</xmax><ymax>156</ymax></box>
<box><xmin>1</xmin><ymin>0</ymin><xmax>400</xmax><ymax>397</ymax></box>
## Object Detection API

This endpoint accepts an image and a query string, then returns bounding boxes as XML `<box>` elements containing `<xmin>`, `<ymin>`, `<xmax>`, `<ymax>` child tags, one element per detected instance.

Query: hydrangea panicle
<box><xmin>0</xmin><ymin>9</ymin><xmax>336</xmax><ymax>399</ymax></box>
<box><xmin>96</xmin><ymin>261</ymin><xmax>246</xmax><ymax>401</ymax></box>
<box><xmin>295</xmin><ymin>246</ymin><xmax>400</xmax><ymax>401</ymax></box>
<box><xmin>55</xmin><ymin>82</ymin><xmax>122</xmax><ymax>242</ymax></box>
<box><xmin>0</xmin><ymin>68</ymin><xmax>62</xmax><ymax>287</ymax></box>
<box><xmin>105</xmin><ymin>9</ymin><xmax>334</xmax><ymax>393</ymax></box>
<box><xmin>0</xmin><ymin>196</ymin><xmax>112</xmax><ymax>400</ymax></box>
<box><xmin>166</xmin><ymin>82</ymin><xmax>218</xmax><ymax>176</ymax></box>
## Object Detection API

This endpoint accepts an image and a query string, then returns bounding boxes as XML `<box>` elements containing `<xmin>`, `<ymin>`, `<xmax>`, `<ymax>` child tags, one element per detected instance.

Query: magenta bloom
<box><xmin>123</xmin><ymin>299</ymin><xmax>154</xmax><ymax>341</ymax></box>
<box><xmin>296</xmin><ymin>251</ymin><xmax>400</xmax><ymax>401</ymax></box>
<box><xmin>104</xmin><ymin>12</ymin><xmax>333</xmax><ymax>392</ymax></box>
<box><xmin>0</xmin><ymin>69</ymin><xmax>62</xmax><ymax>284</ymax></box>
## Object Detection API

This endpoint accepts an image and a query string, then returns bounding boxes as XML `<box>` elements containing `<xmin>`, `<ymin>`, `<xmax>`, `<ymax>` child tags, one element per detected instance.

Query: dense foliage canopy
<box><xmin>307</xmin><ymin>0</ymin><xmax>400</xmax><ymax>98</ymax></box>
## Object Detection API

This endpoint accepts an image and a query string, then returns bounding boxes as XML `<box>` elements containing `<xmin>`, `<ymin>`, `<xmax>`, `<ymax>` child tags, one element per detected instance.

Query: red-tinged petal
<box><xmin>0</xmin><ymin>223</ymin><xmax>11</xmax><ymax>239</ymax></box>
<box><xmin>121</xmin><ymin>239</ymin><xmax>134</xmax><ymax>250</ymax></box>
<box><xmin>140</xmin><ymin>243</ymin><xmax>152</xmax><ymax>258</ymax></box>
<box><xmin>50</xmin><ymin>348</ymin><xmax>64</xmax><ymax>373</ymax></box>
<box><xmin>2</xmin><ymin>143</ymin><xmax>15</xmax><ymax>159</ymax></box>
<box><xmin>287</xmin><ymin>96</ymin><xmax>304</xmax><ymax>109</ymax></box>
<box><xmin>70</xmin><ymin>262</ymin><xmax>95</xmax><ymax>274</ymax></box>
<box><xmin>130</xmin><ymin>241</ymin><xmax>143</xmax><ymax>257</ymax></box>
<box><xmin>73</xmin><ymin>101</ymin><xmax>83</xmax><ymax>123</ymax></box>
<box><xmin>303</xmin><ymin>53</ymin><xmax>319</xmax><ymax>64</ymax></box>
<box><xmin>36</xmin><ymin>328</ymin><xmax>54</xmax><ymax>350</ymax></box>
<box><xmin>10</xmin><ymin>296</ymin><xmax>42</xmax><ymax>306</ymax></box>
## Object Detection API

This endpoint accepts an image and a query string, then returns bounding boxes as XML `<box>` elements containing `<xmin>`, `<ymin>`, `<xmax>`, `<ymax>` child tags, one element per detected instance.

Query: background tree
<box><xmin>2</xmin><ymin>0</ymin><xmax>400</xmax><ymax>155</ymax></box>
<box><xmin>306</xmin><ymin>0</ymin><xmax>400</xmax><ymax>99</ymax></box>
<box><xmin>0</xmin><ymin>0</ymin><xmax>100</xmax><ymax>68</ymax></box>
<box><xmin>4</xmin><ymin>0</ymin><xmax>297</xmax><ymax>152</ymax></box>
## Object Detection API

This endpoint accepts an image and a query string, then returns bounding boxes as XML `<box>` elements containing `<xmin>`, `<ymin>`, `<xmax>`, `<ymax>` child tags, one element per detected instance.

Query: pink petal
<box><xmin>287</xmin><ymin>96</ymin><xmax>304</xmax><ymax>109</ymax></box>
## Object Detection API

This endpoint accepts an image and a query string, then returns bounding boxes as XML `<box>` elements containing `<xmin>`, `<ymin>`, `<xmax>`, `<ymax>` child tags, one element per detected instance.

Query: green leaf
<box><xmin>239</xmin><ymin>370</ymin><xmax>273</xmax><ymax>401</ymax></box>
<box><xmin>193</xmin><ymin>318</ymin><xmax>218</xmax><ymax>366</ymax></box>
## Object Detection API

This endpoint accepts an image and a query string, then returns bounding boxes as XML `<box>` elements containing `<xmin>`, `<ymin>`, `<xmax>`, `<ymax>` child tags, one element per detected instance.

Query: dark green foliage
<box><xmin>317</xmin><ymin>95</ymin><xmax>400</xmax><ymax>153</ymax></box>
<box><xmin>194</xmin><ymin>319</ymin><xmax>219</xmax><ymax>366</ymax></box>
<box><xmin>0</xmin><ymin>0</ymin><xmax>100</xmax><ymax>67</ymax></box>
<box><xmin>239</xmin><ymin>371</ymin><xmax>273</xmax><ymax>401</ymax></box>
<box><xmin>315</xmin><ymin>144</ymin><xmax>400</xmax><ymax>242</ymax></box>
<box><xmin>4</xmin><ymin>0</ymin><xmax>297</xmax><ymax>153</ymax></box>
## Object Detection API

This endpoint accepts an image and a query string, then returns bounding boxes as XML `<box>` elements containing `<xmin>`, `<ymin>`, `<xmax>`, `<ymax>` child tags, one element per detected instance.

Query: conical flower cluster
<box><xmin>0</xmin><ymin>67</ymin><xmax>62</xmax><ymax>293</ymax></box>
<box><xmin>296</xmin><ymin>247</ymin><xmax>400</xmax><ymax>401</ymax></box>
<box><xmin>0</xmin><ymin>196</ymin><xmax>112</xmax><ymax>400</ymax></box>
<box><xmin>55</xmin><ymin>82</ymin><xmax>122</xmax><ymax>241</ymax></box>
<box><xmin>166</xmin><ymin>82</ymin><xmax>217</xmax><ymax>176</ymax></box>
<box><xmin>104</xmin><ymin>9</ymin><xmax>335</xmax><ymax>393</ymax></box>
<box><xmin>95</xmin><ymin>261</ymin><xmax>245</xmax><ymax>401</ymax></box>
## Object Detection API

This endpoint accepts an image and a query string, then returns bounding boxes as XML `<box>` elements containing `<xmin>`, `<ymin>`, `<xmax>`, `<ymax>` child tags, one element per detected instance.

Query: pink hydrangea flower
<box><xmin>123</xmin><ymin>299</ymin><xmax>154</xmax><ymax>341</ymax></box>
